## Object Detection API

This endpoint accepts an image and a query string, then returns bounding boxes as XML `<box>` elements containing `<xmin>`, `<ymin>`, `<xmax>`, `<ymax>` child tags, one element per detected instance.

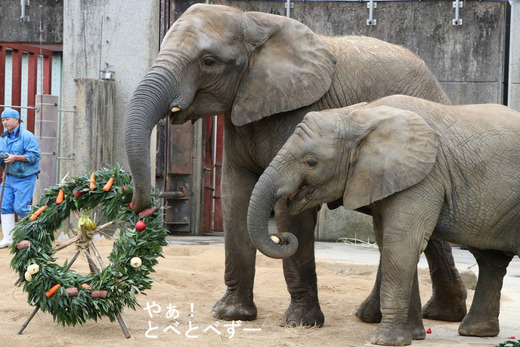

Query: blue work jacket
<box><xmin>0</xmin><ymin>125</ymin><xmax>41</xmax><ymax>178</ymax></box>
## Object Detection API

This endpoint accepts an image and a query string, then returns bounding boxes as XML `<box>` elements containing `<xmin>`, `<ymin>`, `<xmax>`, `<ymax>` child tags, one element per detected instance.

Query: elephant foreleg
<box><xmin>211</xmin><ymin>168</ymin><xmax>259</xmax><ymax>321</ymax></box>
<box><xmin>276</xmin><ymin>202</ymin><xmax>325</xmax><ymax>327</ymax></box>
<box><xmin>357</xmin><ymin>211</ymin><xmax>424</xmax><ymax>341</ymax></box>
<box><xmin>373</xmin><ymin>237</ymin><xmax>422</xmax><ymax>346</ymax></box>
<box><xmin>421</xmin><ymin>238</ymin><xmax>467</xmax><ymax>321</ymax></box>
<box><xmin>370</xmin><ymin>192</ymin><xmax>442</xmax><ymax>346</ymax></box>
<box><xmin>458</xmin><ymin>247</ymin><xmax>513</xmax><ymax>337</ymax></box>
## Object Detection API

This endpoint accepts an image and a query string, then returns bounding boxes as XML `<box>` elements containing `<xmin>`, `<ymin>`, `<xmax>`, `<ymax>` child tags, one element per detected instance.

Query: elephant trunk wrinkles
<box><xmin>124</xmin><ymin>69</ymin><xmax>176</xmax><ymax>213</ymax></box>
<box><xmin>247</xmin><ymin>168</ymin><xmax>298</xmax><ymax>259</ymax></box>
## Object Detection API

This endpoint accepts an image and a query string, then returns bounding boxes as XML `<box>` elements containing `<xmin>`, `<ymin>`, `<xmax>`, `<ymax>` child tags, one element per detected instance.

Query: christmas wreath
<box><xmin>10</xmin><ymin>165</ymin><xmax>168</xmax><ymax>326</ymax></box>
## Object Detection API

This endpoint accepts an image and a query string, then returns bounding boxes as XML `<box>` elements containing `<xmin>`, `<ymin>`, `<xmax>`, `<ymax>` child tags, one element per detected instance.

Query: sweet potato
<box><xmin>91</xmin><ymin>290</ymin><xmax>108</xmax><ymax>299</ymax></box>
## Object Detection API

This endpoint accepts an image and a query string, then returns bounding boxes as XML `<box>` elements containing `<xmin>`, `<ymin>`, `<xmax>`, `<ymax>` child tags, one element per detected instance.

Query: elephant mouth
<box><xmin>287</xmin><ymin>185</ymin><xmax>315</xmax><ymax>207</ymax></box>
<box><xmin>168</xmin><ymin>107</ymin><xmax>190</xmax><ymax>125</ymax></box>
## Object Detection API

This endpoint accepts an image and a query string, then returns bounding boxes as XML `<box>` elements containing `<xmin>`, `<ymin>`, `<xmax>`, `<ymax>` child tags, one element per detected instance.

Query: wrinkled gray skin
<box><xmin>123</xmin><ymin>4</ymin><xmax>466</xmax><ymax>328</ymax></box>
<box><xmin>248</xmin><ymin>94</ymin><xmax>520</xmax><ymax>345</ymax></box>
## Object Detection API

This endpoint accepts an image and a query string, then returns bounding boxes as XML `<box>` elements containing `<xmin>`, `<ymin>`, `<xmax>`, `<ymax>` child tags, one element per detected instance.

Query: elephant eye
<box><xmin>202</xmin><ymin>57</ymin><xmax>217</xmax><ymax>67</ymax></box>
<box><xmin>305</xmin><ymin>158</ymin><xmax>317</xmax><ymax>167</ymax></box>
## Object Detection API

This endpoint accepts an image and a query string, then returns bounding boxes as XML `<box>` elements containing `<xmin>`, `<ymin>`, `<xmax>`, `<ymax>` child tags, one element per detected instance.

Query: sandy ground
<box><xmin>0</xmin><ymin>235</ymin><xmax>518</xmax><ymax>347</ymax></box>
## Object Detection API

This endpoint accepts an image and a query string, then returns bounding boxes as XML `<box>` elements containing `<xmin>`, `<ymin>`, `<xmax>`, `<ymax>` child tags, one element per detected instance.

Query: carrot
<box><xmin>45</xmin><ymin>283</ymin><xmax>61</xmax><ymax>298</ymax></box>
<box><xmin>81</xmin><ymin>283</ymin><xmax>92</xmax><ymax>290</ymax></box>
<box><xmin>102</xmin><ymin>177</ymin><xmax>114</xmax><ymax>191</ymax></box>
<box><xmin>56</xmin><ymin>189</ymin><xmax>65</xmax><ymax>204</ymax></box>
<box><xmin>89</xmin><ymin>172</ymin><xmax>96</xmax><ymax>190</ymax></box>
<box><xmin>29</xmin><ymin>205</ymin><xmax>48</xmax><ymax>221</ymax></box>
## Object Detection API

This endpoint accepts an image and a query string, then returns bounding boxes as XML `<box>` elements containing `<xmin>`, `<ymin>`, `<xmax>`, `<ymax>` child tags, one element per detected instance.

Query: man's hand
<box><xmin>4</xmin><ymin>154</ymin><xmax>27</xmax><ymax>163</ymax></box>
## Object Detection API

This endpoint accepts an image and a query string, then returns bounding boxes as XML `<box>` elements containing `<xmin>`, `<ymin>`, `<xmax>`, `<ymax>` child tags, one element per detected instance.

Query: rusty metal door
<box><xmin>202</xmin><ymin>115</ymin><xmax>224</xmax><ymax>233</ymax></box>
<box><xmin>158</xmin><ymin>0</ymin><xmax>224</xmax><ymax>234</ymax></box>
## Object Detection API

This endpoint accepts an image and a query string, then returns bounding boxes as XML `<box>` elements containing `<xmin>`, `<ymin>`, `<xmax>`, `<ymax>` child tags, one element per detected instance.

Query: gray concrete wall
<box><xmin>510</xmin><ymin>1</ymin><xmax>520</xmax><ymax>112</ymax></box>
<box><xmin>0</xmin><ymin>0</ymin><xmax>63</xmax><ymax>43</ymax></box>
<box><xmin>217</xmin><ymin>0</ymin><xmax>508</xmax><ymax>106</ymax></box>
<box><xmin>71</xmin><ymin>78</ymin><xmax>116</xmax><ymax>172</ymax></box>
<box><xmin>59</xmin><ymin>0</ymin><xmax>160</xmax><ymax>177</ymax></box>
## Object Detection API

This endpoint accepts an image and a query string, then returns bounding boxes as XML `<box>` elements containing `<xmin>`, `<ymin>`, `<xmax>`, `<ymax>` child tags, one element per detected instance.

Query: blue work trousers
<box><xmin>1</xmin><ymin>174</ymin><xmax>36</xmax><ymax>218</ymax></box>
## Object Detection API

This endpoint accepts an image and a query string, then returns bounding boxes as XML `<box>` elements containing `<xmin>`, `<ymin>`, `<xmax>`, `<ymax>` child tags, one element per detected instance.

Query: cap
<box><xmin>1</xmin><ymin>108</ymin><xmax>22</xmax><ymax>122</ymax></box>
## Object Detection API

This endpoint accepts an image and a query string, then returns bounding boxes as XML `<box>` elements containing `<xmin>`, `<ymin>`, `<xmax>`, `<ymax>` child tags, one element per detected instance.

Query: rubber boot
<box><xmin>0</xmin><ymin>214</ymin><xmax>15</xmax><ymax>249</ymax></box>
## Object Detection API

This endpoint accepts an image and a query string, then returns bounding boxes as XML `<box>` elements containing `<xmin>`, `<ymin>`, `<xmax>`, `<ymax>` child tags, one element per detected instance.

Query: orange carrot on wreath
<box><xmin>89</xmin><ymin>172</ymin><xmax>96</xmax><ymax>190</ymax></box>
<box><xmin>29</xmin><ymin>205</ymin><xmax>48</xmax><ymax>221</ymax></box>
<box><xmin>102</xmin><ymin>177</ymin><xmax>114</xmax><ymax>191</ymax></box>
<box><xmin>45</xmin><ymin>283</ymin><xmax>61</xmax><ymax>298</ymax></box>
<box><xmin>56</xmin><ymin>189</ymin><xmax>65</xmax><ymax>204</ymax></box>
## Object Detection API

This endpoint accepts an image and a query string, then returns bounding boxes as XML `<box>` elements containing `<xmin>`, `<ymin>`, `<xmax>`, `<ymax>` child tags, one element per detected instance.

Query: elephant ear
<box><xmin>343</xmin><ymin>106</ymin><xmax>439</xmax><ymax>210</ymax></box>
<box><xmin>231</xmin><ymin>12</ymin><xmax>336</xmax><ymax>126</ymax></box>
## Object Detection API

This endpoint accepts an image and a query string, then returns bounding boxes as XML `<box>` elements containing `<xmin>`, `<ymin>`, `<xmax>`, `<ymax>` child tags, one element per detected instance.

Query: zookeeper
<box><xmin>0</xmin><ymin>108</ymin><xmax>41</xmax><ymax>249</ymax></box>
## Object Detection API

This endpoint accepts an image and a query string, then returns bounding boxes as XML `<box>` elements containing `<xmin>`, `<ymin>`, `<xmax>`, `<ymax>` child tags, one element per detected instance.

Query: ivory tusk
<box><xmin>270</xmin><ymin>235</ymin><xmax>281</xmax><ymax>244</ymax></box>
<box><xmin>171</xmin><ymin>106</ymin><xmax>181</xmax><ymax>112</ymax></box>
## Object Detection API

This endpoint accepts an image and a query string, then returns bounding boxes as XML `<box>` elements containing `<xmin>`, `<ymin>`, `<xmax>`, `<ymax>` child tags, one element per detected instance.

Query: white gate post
<box><xmin>34</xmin><ymin>94</ymin><xmax>59</xmax><ymax>201</ymax></box>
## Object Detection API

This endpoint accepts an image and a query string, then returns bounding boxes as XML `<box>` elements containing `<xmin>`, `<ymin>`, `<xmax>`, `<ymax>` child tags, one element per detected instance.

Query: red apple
<box><xmin>135</xmin><ymin>220</ymin><xmax>146</xmax><ymax>231</ymax></box>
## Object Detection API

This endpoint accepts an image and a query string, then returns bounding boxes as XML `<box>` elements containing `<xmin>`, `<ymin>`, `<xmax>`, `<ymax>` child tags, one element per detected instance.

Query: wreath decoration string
<box><xmin>10</xmin><ymin>165</ymin><xmax>168</xmax><ymax>326</ymax></box>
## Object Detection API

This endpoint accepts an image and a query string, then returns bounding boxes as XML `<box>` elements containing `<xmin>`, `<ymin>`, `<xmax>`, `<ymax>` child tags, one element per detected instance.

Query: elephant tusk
<box><xmin>270</xmin><ymin>235</ymin><xmax>281</xmax><ymax>244</ymax></box>
<box><xmin>171</xmin><ymin>106</ymin><xmax>181</xmax><ymax>113</ymax></box>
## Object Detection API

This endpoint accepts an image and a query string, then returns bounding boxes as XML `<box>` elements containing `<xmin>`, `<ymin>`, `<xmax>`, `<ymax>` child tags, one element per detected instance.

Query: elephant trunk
<box><xmin>247</xmin><ymin>167</ymin><xmax>298</xmax><ymax>259</ymax></box>
<box><xmin>124</xmin><ymin>68</ymin><xmax>176</xmax><ymax>213</ymax></box>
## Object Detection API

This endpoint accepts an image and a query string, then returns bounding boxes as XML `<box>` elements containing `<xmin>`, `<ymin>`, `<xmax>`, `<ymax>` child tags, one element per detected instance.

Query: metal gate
<box><xmin>158</xmin><ymin>0</ymin><xmax>224</xmax><ymax>235</ymax></box>
<box><xmin>202</xmin><ymin>115</ymin><xmax>224</xmax><ymax>233</ymax></box>
<box><xmin>0</xmin><ymin>44</ymin><xmax>55</xmax><ymax>131</ymax></box>
<box><xmin>0</xmin><ymin>43</ymin><xmax>62</xmax><ymax>199</ymax></box>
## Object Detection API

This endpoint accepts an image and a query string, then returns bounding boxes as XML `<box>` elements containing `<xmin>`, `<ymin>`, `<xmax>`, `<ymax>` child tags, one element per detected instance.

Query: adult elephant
<box><xmin>247</xmin><ymin>95</ymin><xmax>520</xmax><ymax>345</ymax></box>
<box><xmin>123</xmin><ymin>4</ymin><xmax>466</xmax><ymax>327</ymax></box>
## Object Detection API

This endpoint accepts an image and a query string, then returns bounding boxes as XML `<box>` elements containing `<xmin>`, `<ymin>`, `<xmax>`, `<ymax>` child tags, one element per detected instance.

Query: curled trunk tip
<box><xmin>260</xmin><ymin>232</ymin><xmax>299</xmax><ymax>259</ymax></box>
<box><xmin>247</xmin><ymin>169</ymin><xmax>299</xmax><ymax>259</ymax></box>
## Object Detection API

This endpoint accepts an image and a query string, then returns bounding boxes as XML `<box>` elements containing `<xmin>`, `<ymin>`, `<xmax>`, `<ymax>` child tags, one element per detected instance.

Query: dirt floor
<box><xmin>0</xmin><ymin>236</ymin><xmax>518</xmax><ymax>347</ymax></box>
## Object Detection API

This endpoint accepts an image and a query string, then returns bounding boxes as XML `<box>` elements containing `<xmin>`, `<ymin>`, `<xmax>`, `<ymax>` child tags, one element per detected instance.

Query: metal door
<box><xmin>158</xmin><ymin>0</ymin><xmax>224</xmax><ymax>234</ymax></box>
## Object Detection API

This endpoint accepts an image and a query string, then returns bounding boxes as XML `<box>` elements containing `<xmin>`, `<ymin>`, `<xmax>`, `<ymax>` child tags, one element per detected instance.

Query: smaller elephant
<box><xmin>247</xmin><ymin>94</ymin><xmax>520</xmax><ymax>346</ymax></box>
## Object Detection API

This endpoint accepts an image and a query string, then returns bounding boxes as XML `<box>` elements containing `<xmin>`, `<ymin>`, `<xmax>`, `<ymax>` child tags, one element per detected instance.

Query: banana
<box><xmin>77</xmin><ymin>214</ymin><xmax>86</xmax><ymax>229</ymax></box>
<box><xmin>78</xmin><ymin>211</ymin><xmax>96</xmax><ymax>230</ymax></box>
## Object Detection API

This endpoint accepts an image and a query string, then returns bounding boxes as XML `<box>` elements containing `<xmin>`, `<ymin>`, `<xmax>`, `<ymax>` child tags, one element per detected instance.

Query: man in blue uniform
<box><xmin>0</xmin><ymin>108</ymin><xmax>41</xmax><ymax>248</ymax></box>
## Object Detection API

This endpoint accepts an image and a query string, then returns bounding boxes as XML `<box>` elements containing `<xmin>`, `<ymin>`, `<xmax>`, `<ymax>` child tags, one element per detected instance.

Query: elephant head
<box><xmin>123</xmin><ymin>4</ymin><xmax>336</xmax><ymax>212</ymax></box>
<box><xmin>247</xmin><ymin>104</ymin><xmax>439</xmax><ymax>259</ymax></box>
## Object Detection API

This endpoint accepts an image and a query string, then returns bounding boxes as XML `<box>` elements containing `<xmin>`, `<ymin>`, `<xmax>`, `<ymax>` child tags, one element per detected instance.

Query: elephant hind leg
<box><xmin>421</xmin><ymin>238</ymin><xmax>468</xmax><ymax>322</ymax></box>
<box><xmin>458</xmin><ymin>247</ymin><xmax>513</xmax><ymax>337</ymax></box>
<box><xmin>408</xmin><ymin>271</ymin><xmax>426</xmax><ymax>340</ymax></box>
<box><xmin>354</xmin><ymin>264</ymin><xmax>382</xmax><ymax>323</ymax></box>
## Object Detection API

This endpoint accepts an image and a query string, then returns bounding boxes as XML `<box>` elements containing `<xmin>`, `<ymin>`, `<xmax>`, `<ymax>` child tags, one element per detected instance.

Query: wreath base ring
<box><xmin>10</xmin><ymin>165</ymin><xmax>168</xmax><ymax>331</ymax></box>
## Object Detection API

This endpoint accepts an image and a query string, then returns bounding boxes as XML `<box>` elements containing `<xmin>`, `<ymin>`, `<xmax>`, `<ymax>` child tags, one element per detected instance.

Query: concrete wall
<box><xmin>0</xmin><ymin>0</ymin><xmax>63</xmax><ymax>43</ymax></box>
<box><xmin>59</xmin><ymin>0</ymin><xmax>160</xmax><ymax>177</ymax></box>
<box><xmin>510</xmin><ymin>1</ymin><xmax>520</xmax><ymax>111</ymax></box>
<box><xmin>217</xmin><ymin>0</ymin><xmax>508</xmax><ymax>106</ymax></box>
